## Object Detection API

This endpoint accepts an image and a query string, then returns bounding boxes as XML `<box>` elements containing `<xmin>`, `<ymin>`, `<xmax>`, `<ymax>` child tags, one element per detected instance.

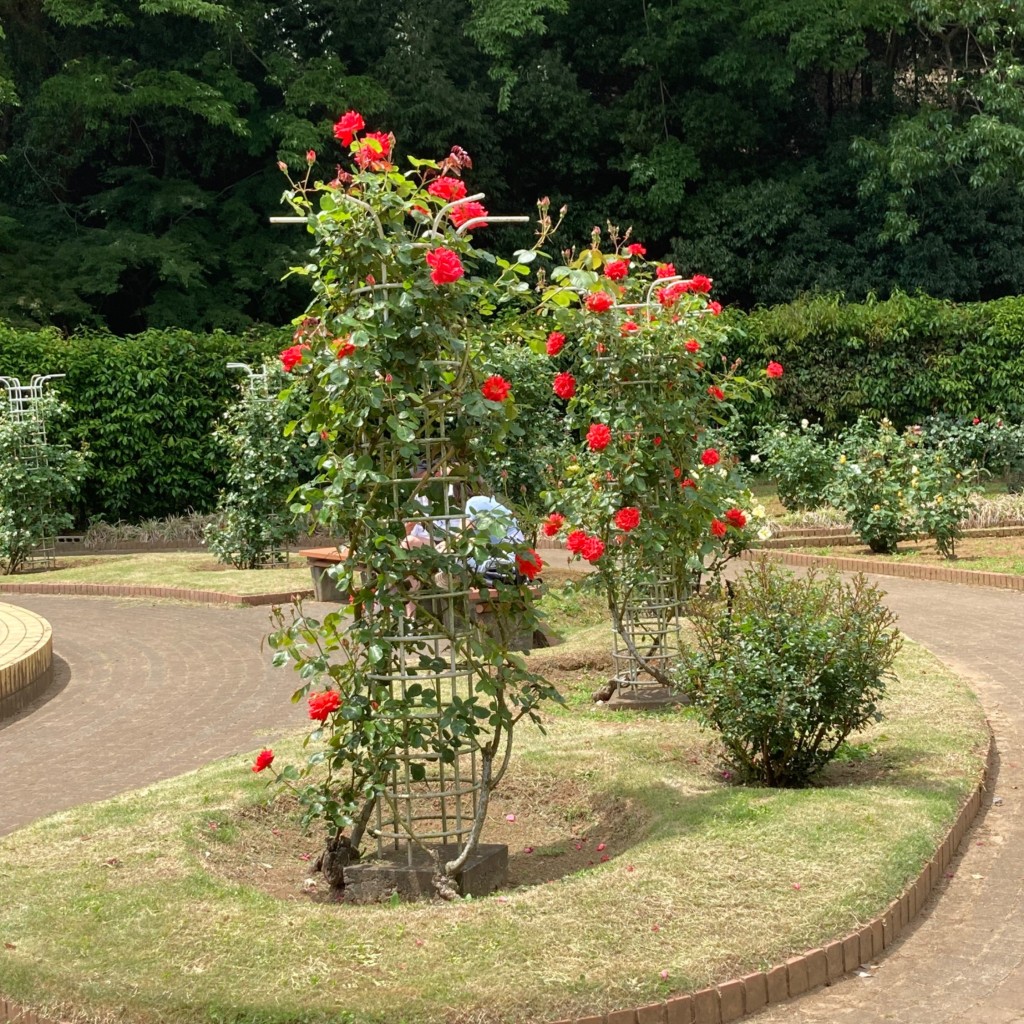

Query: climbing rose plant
<box><xmin>537</xmin><ymin>226</ymin><xmax>781</xmax><ymax>683</ymax></box>
<box><xmin>262</xmin><ymin>115</ymin><xmax>561</xmax><ymax>896</ymax></box>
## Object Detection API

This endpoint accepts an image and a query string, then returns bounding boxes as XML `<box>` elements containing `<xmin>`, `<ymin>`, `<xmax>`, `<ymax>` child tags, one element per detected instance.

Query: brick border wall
<box><xmin>0</xmin><ymin>581</ymin><xmax>313</xmax><ymax>607</ymax></box>
<box><xmin>761</xmin><ymin>524</ymin><xmax>1024</xmax><ymax>550</ymax></box>
<box><xmin>0</xmin><ymin>733</ymin><xmax>996</xmax><ymax>1024</ymax></box>
<box><xmin>741</xmin><ymin>548</ymin><xmax>1024</xmax><ymax>591</ymax></box>
<box><xmin>0</xmin><ymin>609</ymin><xmax>53</xmax><ymax>723</ymax></box>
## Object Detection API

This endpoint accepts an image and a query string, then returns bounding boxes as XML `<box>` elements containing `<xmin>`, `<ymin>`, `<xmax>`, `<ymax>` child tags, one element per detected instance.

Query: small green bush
<box><xmin>754</xmin><ymin>419</ymin><xmax>837</xmax><ymax>510</ymax></box>
<box><xmin>679</xmin><ymin>560</ymin><xmax>902</xmax><ymax>787</ymax></box>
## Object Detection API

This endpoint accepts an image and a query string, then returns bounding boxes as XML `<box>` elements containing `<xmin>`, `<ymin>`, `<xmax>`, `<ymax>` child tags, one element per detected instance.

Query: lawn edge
<box><xmin>0</xmin><ymin>581</ymin><xmax>313</xmax><ymax>607</ymax></box>
<box><xmin>0</xmin><ymin>730</ymin><xmax>996</xmax><ymax>1024</ymax></box>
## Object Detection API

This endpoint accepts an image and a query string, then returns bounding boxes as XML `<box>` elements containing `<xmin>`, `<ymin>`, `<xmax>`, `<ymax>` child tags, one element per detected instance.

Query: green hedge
<box><xmin>0</xmin><ymin>324</ymin><xmax>285</xmax><ymax>523</ymax></box>
<box><xmin>727</xmin><ymin>292</ymin><xmax>1024</xmax><ymax>429</ymax></box>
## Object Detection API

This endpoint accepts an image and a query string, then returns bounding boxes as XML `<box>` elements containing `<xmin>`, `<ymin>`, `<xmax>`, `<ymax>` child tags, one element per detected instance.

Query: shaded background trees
<box><xmin>3</xmin><ymin>0</ymin><xmax>1024</xmax><ymax>333</ymax></box>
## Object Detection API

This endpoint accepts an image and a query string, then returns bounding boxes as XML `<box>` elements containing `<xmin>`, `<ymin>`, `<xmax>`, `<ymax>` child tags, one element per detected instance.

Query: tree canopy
<box><xmin>3</xmin><ymin>0</ymin><xmax>1024</xmax><ymax>332</ymax></box>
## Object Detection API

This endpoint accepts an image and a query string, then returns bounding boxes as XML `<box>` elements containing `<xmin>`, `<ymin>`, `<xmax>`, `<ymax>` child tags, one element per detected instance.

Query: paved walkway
<box><xmin>0</xmin><ymin>577</ymin><xmax>1022</xmax><ymax>1022</ymax></box>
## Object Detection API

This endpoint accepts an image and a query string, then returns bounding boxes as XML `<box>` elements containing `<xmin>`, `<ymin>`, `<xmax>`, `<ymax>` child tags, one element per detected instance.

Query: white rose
<box><xmin>800</xmin><ymin>418</ymin><xmax>809</xmax><ymax>429</ymax></box>
<box><xmin>757</xmin><ymin>526</ymin><xmax>772</xmax><ymax>541</ymax></box>
<box><xmin>750</xmin><ymin>453</ymin><xmax>761</xmax><ymax>465</ymax></box>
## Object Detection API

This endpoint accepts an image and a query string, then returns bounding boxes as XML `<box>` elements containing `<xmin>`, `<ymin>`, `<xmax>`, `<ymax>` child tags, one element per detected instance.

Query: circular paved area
<box><xmin>0</xmin><ymin>578</ymin><xmax>1023</xmax><ymax>1023</ymax></box>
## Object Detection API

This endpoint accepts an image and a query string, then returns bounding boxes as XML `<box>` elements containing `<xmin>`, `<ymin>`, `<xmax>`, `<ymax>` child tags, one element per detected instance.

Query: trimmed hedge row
<box><xmin>728</xmin><ymin>292</ymin><xmax>1024</xmax><ymax>429</ymax></box>
<box><xmin>0</xmin><ymin>324</ymin><xmax>285</xmax><ymax>523</ymax></box>
<box><xmin>3</xmin><ymin>291</ymin><xmax>1023</xmax><ymax>523</ymax></box>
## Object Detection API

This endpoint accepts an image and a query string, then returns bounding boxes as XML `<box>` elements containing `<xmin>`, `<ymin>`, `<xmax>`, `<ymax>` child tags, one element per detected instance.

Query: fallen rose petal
<box><xmin>660</xmin><ymin>970</ymin><xmax>670</xmax><ymax>980</ymax></box>
<box><xmin>596</xmin><ymin>842</ymin><xmax>607</xmax><ymax>852</ymax></box>
<box><xmin>506</xmin><ymin>814</ymin><xmax>517</xmax><ymax>823</ymax></box>
<box><xmin>600</xmin><ymin>854</ymin><xmax>610</xmax><ymax>862</ymax></box>
<box><xmin>524</xmin><ymin>847</ymin><xmax>534</xmax><ymax>854</ymax></box>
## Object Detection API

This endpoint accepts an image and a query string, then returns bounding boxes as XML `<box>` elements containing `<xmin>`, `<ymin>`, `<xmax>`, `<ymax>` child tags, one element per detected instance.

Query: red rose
<box><xmin>604</xmin><ymin>259</ymin><xmax>629</xmax><ymax>281</ymax></box>
<box><xmin>334</xmin><ymin>337</ymin><xmax>356</xmax><ymax>359</ymax></box>
<box><xmin>614</xmin><ymin>507</ymin><xmax>641</xmax><ymax>532</ymax></box>
<box><xmin>546</xmin><ymin>331</ymin><xmax>566</xmax><ymax>356</ymax></box>
<box><xmin>587</xmin><ymin>423</ymin><xmax>612</xmax><ymax>451</ymax></box>
<box><xmin>333</xmin><ymin>110</ymin><xmax>365</xmax><ymax>146</ymax></box>
<box><xmin>581</xmin><ymin>536</ymin><xmax>605</xmax><ymax>563</ymax></box>
<box><xmin>481</xmin><ymin>375</ymin><xmax>511</xmax><ymax>402</ymax></box>
<box><xmin>450</xmin><ymin>200</ymin><xmax>488</xmax><ymax>228</ymax></box>
<box><xmin>516</xmin><ymin>549</ymin><xmax>543</xmax><ymax>580</ymax></box>
<box><xmin>710</xmin><ymin>518</ymin><xmax>727</xmax><ymax>538</ymax></box>
<box><xmin>708</xmin><ymin>386</ymin><xmax>724</xmax><ymax>401</ymax></box>
<box><xmin>353</xmin><ymin>131</ymin><xmax>392</xmax><ymax>169</ymax></box>
<box><xmin>280</xmin><ymin>344</ymin><xmax>308</xmax><ymax>372</ymax></box>
<box><xmin>542</xmin><ymin>512</ymin><xmax>565</xmax><ymax>537</ymax></box>
<box><xmin>656</xmin><ymin>263</ymin><xmax>676</xmax><ymax>279</ymax></box>
<box><xmin>553</xmin><ymin>372</ymin><xmax>576</xmax><ymax>399</ymax></box>
<box><xmin>653</xmin><ymin>435</ymin><xmax>662</xmax><ymax>446</ymax></box>
<box><xmin>585</xmin><ymin>291</ymin><xmax>614</xmax><ymax>313</ymax></box>
<box><xmin>725</xmin><ymin>508</ymin><xmax>747</xmax><ymax>529</ymax></box>
<box><xmin>427</xmin><ymin>176</ymin><xmax>468</xmax><ymax>202</ymax></box>
<box><xmin>627</xmin><ymin>243</ymin><xmax>647</xmax><ymax>256</ymax></box>
<box><xmin>673</xmin><ymin>467</ymin><xmax>682</xmax><ymax>478</ymax></box>
<box><xmin>252</xmin><ymin>749</ymin><xmax>274</xmax><ymax>773</ymax></box>
<box><xmin>681</xmin><ymin>478</ymin><xmax>696</xmax><ymax>489</ymax></box>
<box><xmin>690</xmin><ymin>274</ymin><xmax>713</xmax><ymax>293</ymax></box>
<box><xmin>973</xmin><ymin>417</ymin><xmax>981</xmax><ymax>425</ymax></box>
<box><xmin>306</xmin><ymin>150</ymin><xmax>316</xmax><ymax>164</ymax></box>
<box><xmin>766</xmin><ymin>361</ymin><xmax>784</xmax><ymax>378</ymax></box>
<box><xmin>620</xmin><ymin>320</ymin><xmax>639</xmax><ymax>335</ymax></box>
<box><xmin>701</xmin><ymin>448</ymin><xmax>720</xmax><ymax>467</ymax></box>
<box><xmin>708</xmin><ymin>301</ymin><xmax>723</xmax><ymax>316</ymax></box>
<box><xmin>566</xmin><ymin>529</ymin><xmax>588</xmax><ymax>554</ymax></box>
<box><xmin>425</xmin><ymin>247</ymin><xmax>464</xmax><ymax>285</ymax></box>
<box><xmin>308</xmin><ymin>690</ymin><xmax>341</xmax><ymax>722</ymax></box>
<box><xmin>596</xmin><ymin>342</ymin><xmax>607</xmax><ymax>355</ymax></box>
<box><xmin>685</xmin><ymin>339</ymin><xmax>700</xmax><ymax>353</ymax></box>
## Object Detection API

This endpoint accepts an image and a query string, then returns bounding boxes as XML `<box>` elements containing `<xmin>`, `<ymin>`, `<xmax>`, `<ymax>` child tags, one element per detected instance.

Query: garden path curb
<box><xmin>0</xmin><ymin>581</ymin><xmax>313</xmax><ymax>606</ymax></box>
<box><xmin>740</xmin><ymin>548</ymin><xmax>1024</xmax><ymax>590</ymax></box>
<box><xmin>0</xmin><ymin>733</ymin><xmax>995</xmax><ymax>1024</ymax></box>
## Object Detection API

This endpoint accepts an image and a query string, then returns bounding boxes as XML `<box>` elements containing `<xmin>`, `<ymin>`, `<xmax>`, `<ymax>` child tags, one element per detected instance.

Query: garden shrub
<box><xmin>0</xmin><ymin>394</ymin><xmax>89</xmax><ymax>574</ymax></box>
<box><xmin>680</xmin><ymin>559</ymin><xmax>902</xmax><ymax>787</ymax></box>
<box><xmin>754</xmin><ymin>419</ymin><xmax>837</xmax><ymax>510</ymax></box>
<box><xmin>204</xmin><ymin>363</ymin><xmax>315</xmax><ymax>569</ymax></box>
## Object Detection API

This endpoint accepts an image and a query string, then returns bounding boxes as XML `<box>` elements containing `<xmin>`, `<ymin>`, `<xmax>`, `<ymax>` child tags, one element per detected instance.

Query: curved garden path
<box><xmin>0</xmin><ymin>577</ymin><xmax>1022</xmax><ymax>1023</ymax></box>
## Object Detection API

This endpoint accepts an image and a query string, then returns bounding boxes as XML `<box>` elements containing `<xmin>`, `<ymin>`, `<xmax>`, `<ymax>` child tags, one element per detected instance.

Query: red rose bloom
<box><xmin>710</xmin><ymin>518</ymin><xmax>728</xmax><ymax>538</ymax></box>
<box><xmin>708</xmin><ymin>300</ymin><xmax>723</xmax><ymax>316</ymax></box>
<box><xmin>425</xmin><ymin>247</ymin><xmax>464</xmax><ymax>285</ymax></box>
<box><xmin>708</xmin><ymin>385</ymin><xmax>725</xmax><ymax>401</ymax></box>
<box><xmin>581</xmin><ymin>536</ymin><xmax>605</xmax><ymax>563</ymax></box>
<box><xmin>656</xmin><ymin>263</ymin><xmax>677</xmax><ymax>279</ymax></box>
<box><xmin>542</xmin><ymin>512</ymin><xmax>566</xmax><ymax>537</ymax></box>
<box><xmin>973</xmin><ymin>417</ymin><xmax>981</xmax><ymax>425</ymax></box>
<box><xmin>427</xmin><ymin>176</ymin><xmax>468</xmax><ymax>202</ymax></box>
<box><xmin>725</xmin><ymin>508</ymin><xmax>747</xmax><ymax>529</ymax></box>
<box><xmin>353</xmin><ymin>131</ymin><xmax>392</xmax><ymax>169</ymax></box>
<box><xmin>627</xmin><ymin>243</ymin><xmax>647</xmax><ymax>256</ymax></box>
<box><xmin>685</xmin><ymin>339</ymin><xmax>700</xmax><ymax>353</ymax></box>
<box><xmin>516</xmin><ymin>549</ymin><xmax>543</xmax><ymax>581</ymax></box>
<box><xmin>690</xmin><ymin>274</ymin><xmax>713</xmax><ymax>293</ymax></box>
<box><xmin>681</xmin><ymin>478</ymin><xmax>696</xmax><ymax>489</ymax></box>
<box><xmin>766</xmin><ymin>360</ymin><xmax>784</xmax><ymax>378</ymax></box>
<box><xmin>653</xmin><ymin>435</ymin><xmax>662</xmax><ymax>446</ymax></box>
<box><xmin>620</xmin><ymin>320</ymin><xmax>639</xmax><ymax>335</ymax></box>
<box><xmin>585</xmin><ymin>291</ymin><xmax>614</xmax><ymax>313</ymax></box>
<box><xmin>308</xmin><ymin>690</ymin><xmax>341</xmax><ymax>722</ymax></box>
<box><xmin>566</xmin><ymin>529</ymin><xmax>588</xmax><ymax>554</ymax></box>
<box><xmin>587</xmin><ymin>423</ymin><xmax>612</xmax><ymax>451</ymax></box>
<box><xmin>450</xmin><ymin>200</ymin><xmax>488</xmax><ymax>228</ymax></box>
<box><xmin>252</xmin><ymin>749</ymin><xmax>274</xmax><ymax>773</ymax></box>
<box><xmin>481</xmin><ymin>375</ymin><xmax>511</xmax><ymax>402</ymax></box>
<box><xmin>335</xmin><ymin>337</ymin><xmax>356</xmax><ymax>359</ymax></box>
<box><xmin>604</xmin><ymin>259</ymin><xmax>629</xmax><ymax>281</ymax></box>
<box><xmin>333</xmin><ymin>110</ymin><xmax>365</xmax><ymax>146</ymax></box>
<box><xmin>553</xmin><ymin>372</ymin><xmax>576</xmax><ymax>399</ymax></box>
<box><xmin>673</xmin><ymin>467</ymin><xmax>682</xmax><ymax>478</ymax></box>
<box><xmin>701</xmin><ymin>448</ymin><xmax>720</xmax><ymax>467</ymax></box>
<box><xmin>280</xmin><ymin>344</ymin><xmax>308</xmax><ymax>372</ymax></box>
<box><xmin>614</xmin><ymin>507</ymin><xmax>641</xmax><ymax>532</ymax></box>
<box><xmin>546</xmin><ymin>331</ymin><xmax>566</xmax><ymax>356</ymax></box>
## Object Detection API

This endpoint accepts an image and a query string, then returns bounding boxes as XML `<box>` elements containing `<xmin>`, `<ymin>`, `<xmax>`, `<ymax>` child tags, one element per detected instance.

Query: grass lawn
<box><xmin>796</xmin><ymin>533</ymin><xmax>1024</xmax><ymax>576</ymax></box>
<box><xmin>0</xmin><ymin>596</ymin><xmax>988</xmax><ymax>1024</ymax></box>
<box><xmin>15</xmin><ymin>552</ymin><xmax>314</xmax><ymax>596</ymax></box>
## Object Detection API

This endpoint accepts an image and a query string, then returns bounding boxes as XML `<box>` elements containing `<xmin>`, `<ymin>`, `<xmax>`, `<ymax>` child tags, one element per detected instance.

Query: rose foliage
<box><xmin>264</xmin><ymin>118</ymin><xmax>560</xmax><ymax>893</ymax></box>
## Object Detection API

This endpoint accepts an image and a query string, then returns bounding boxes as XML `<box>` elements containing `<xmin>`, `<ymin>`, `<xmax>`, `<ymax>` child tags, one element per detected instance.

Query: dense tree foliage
<box><xmin>3</xmin><ymin>0</ymin><xmax>1024</xmax><ymax>332</ymax></box>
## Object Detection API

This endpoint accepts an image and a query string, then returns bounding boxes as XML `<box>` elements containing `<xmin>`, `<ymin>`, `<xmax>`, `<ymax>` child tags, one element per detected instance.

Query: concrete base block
<box><xmin>604</xmin><ymin>686</ymin><xmax>688</xmax><ymax>710</ymax></box>
<box><xmin>342</xmin><ymin>843</ymin><xmax>508</xmax><ymax>903</ymax></box>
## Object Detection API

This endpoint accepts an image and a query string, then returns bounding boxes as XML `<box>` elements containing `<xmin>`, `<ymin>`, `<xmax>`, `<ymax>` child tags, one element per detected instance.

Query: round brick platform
<box><xmin>0</xmin><ymin>601</ymin><xmax>53</xmax><ymax>721</ymax></box>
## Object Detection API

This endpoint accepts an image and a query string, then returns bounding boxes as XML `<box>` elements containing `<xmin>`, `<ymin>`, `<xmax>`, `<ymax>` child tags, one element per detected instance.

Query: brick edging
<box><xmin>0</xmin><ymin>607</ymin><xmax>53</xmax><ymax>723</ymax></box>
<box><xmin>547</xmin><ymin>729</ymin><xmax>996</xmax><ymax>1024</ymax></box>
<box><xmin>762</xmin><ymin>523</ymin><xmax>1024</xmax><ymax>549</ymax></box>
<box><xmin>740</xmin><ymin>548</ymin><xmax>1024</xmax><ymax>591</ymax></box>
<box><xmin>0</xmin><ymin>734</ymin><xmax>996</xmax><ymax>1024</ymax></box>
<box><xmin>0</xmin><ymin>582</ymin><xmax>313</xmax><ymax>607</ymax></box>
